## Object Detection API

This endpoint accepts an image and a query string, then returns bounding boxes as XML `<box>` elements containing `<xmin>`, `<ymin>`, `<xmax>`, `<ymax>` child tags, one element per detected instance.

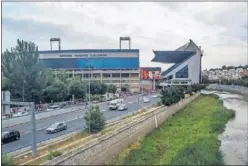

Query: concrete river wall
<box><xmin>43</xmin><ymin>93</ymin><xmax>200</xmax><ymax>165</ymax></box>
<box><xmin>207</xmin><ymin>84</ymin><xmax>248</xmax><ymax>97</ymax></box>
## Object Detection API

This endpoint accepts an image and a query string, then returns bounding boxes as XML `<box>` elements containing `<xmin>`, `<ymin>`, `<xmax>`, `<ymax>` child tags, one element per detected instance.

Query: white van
<box><xmin>108</xmin><ymin>99</ymin><xmax>123</xmax><ymax>110</ymax></box>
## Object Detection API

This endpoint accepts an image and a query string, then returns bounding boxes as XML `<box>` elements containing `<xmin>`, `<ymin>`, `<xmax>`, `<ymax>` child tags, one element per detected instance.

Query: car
<box><xmin>152</xmin><ymin>95</ymin><xmax>158</xmax><ymax>98</ymax></box>
<box><xmin>46</xmin><ymin>105</ymin><xmax>60</xmax><ymax>111</ymax></box>
<box><xmin>2</xmin><ymin>130</ymin><xmax>20</xmax><ymax>145</ymax></box>
<box><xmin>12</xmin><ymin>111</ymin><xmax>29</xmax><ymax>118</ymax></box>
<box><xmin>118</xmin><ymin>104</ymin><xmax>128</xmax><ymax>111</ymax></box>
<box><xmin>108</xmin><ymin>99</ymin><xmax>123</xmax><ymax>110</ymax></box>
<box><xmin>46</xmin><ymin>122</ymin><xmax>67</xmax><ymax>134</ymax></box>
<box><xmin>2</xmin><ymin>114</ymin><xmax>11</xmax><ymax>119</ymax></box>
<box><xmin>143</xmin><ymin>97</ymin><xmax>151</xmax><ymax>103</ymax></box>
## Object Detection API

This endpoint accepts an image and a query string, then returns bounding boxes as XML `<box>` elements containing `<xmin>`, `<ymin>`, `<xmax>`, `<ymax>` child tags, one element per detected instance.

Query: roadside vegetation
<box><xmin>2</xmin><ymin>39</ymin><xmax>117</xmax><ymax>103</ymax></box>
<box><xmin>84</xmin><ymin>105</ymin><xmax>106</xmax><ymax>133</ymax></box>
<box><xmin>107</xmin><ymin>94</ymin><xmax>234</xmax><ymax>165</ymax></box>
<box><xmin>160</xmin><ymin>84</ymin><xmax>206</xmax><ymax>106</ymax></box>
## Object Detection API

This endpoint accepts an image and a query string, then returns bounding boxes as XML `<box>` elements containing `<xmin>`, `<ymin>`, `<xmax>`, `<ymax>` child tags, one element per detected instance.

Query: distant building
<box><xmin>204</xmin><ymin>66</ymin><xmax>247</xmax><ymax>80</ymax></box>
<box><xmin>151</xmin><ymin>39</ymin><xmax>202</xmax><ymax>86</ymax></box>
<box><xmin>39</xmin><ymin>49</ymin><xmax>140</xmax><ymax>93</ymax></box>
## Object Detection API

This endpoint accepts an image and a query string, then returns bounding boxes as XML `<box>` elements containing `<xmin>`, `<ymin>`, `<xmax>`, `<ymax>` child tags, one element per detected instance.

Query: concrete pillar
<box><xmin>100</xmin><ymin>72</ymin><xmax>103</xmax><ymax>82</ymax></box>
<box><xmin>120</xmin><ymin>71</ymin><xmax>122</xmax><ymax>90</ymax></box>
<box><xmin>153</xmin><ymin>79</ymin><xmax>156</xmax><ymax>90</ymax></box>
<box><xmin>2</xmin><ymin>91</ymin><xmax>10</xmax><ymax>114</ymax></box>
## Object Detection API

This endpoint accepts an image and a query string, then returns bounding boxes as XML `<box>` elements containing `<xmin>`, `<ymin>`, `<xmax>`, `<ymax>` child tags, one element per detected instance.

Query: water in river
<box><xmin>202</xmin><ymin>90</ymin><xmax>248</xmax><ymax>165</ymax></box>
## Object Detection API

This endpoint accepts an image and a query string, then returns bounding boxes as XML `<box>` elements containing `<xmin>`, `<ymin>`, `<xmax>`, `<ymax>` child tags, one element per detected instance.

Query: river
<box><xmin>201</xmin><ymin>90</ymin><xmax>248</xmax><ymax>165</ymax></box>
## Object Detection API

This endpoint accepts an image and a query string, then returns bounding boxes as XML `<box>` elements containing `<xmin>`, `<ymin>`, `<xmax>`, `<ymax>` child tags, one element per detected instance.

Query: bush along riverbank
<box><xmin>107</xmin><ymin>94</ymin><xmax>235</xmax><ymax>165</ymax></box>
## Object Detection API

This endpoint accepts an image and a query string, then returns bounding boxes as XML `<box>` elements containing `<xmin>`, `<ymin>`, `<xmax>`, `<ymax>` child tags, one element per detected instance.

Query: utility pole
<box><xmin>22</xmin><ymin>80</ymin><xmax>25</xmax><ymax>102</ymax></box>
<box><xmin>31</xmin><ymin>103</ymin><xmax>37</xmax><ymax>157</ymax></box>
<box><xmin>88</xmin><ymin>61</ymin><xmax>91</xmax><ymax>134</ymax></box>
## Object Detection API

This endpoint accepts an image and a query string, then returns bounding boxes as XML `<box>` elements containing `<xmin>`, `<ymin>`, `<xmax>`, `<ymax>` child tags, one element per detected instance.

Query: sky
<box><xmin>1</xmin><ymin>2</ymin><xmax>247</xmax><ymax>71</ymax></box>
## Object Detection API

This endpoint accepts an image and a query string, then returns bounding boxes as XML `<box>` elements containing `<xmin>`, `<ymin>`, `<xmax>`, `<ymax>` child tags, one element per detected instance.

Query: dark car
<box><xmin>2</xmin><ymin>130</ymin><xmax>20</xmax><ymax>145</ymax></box>
<box><xmin>46</xmin><ymin>122</ymin><xmax>67</xmax><ymax>134</ymax></box>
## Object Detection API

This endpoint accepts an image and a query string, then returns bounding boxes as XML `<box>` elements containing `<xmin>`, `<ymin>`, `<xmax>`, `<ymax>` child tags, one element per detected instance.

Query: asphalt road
<box><xmin>2</xmin><ymin>94</ymin><xmax>159</xmax><ymax>154</ymax></box>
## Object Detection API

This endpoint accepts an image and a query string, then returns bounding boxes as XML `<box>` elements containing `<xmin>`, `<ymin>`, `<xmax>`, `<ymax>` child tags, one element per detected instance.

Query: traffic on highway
<box><xmin>1</xmin><ymin>93</ymin><xmax>160</xmax><ymax>154</ymax></box>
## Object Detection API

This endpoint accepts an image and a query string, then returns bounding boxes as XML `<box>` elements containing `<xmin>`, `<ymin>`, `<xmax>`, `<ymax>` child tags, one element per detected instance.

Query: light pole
<box><xmin>88</xmin><ymin>61</ymin><xmax>91</xmax><ymax>134</ymax></box>
<box><xmin>22</xmin><ymin>79</ymin><xmax>25</xmax><ymax>102</ymax></box>
<box><xmin>83</xmin><ymin>59</ymin><xmax>92</xmax><ymax>134</ymax></box>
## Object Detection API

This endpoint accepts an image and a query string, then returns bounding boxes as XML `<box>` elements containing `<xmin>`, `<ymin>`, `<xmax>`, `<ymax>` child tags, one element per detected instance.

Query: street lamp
<box><xmin>22</xmin><ymin>79</ymin><xmax>26</xmax><ymax>102</ymax></box>
<box><xmin>82</xmin><ymin>59</ymin><xmax>93</xmax><ymax>134</ymax></box>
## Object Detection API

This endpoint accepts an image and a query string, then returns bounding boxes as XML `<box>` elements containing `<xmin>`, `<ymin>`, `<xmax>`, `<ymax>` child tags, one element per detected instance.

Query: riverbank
<box><xmin>206</xmin><ymin>84</ymin><xmax>248</xmax><ymax>97</ymax></box>
<box><xmin>107</xmin><ymin>94</ymin><xmax>234</xmax><ymax>165</ymax></box>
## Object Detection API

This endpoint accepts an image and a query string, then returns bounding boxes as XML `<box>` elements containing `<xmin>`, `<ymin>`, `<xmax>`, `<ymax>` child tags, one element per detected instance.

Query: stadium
<box><xmin>39</xmin><ymin>37</ymin><xmax>140</xmax><ymax>93</ymax></box>
<box><xmin>152</xmin><ymin>39</ymin><xmax>203</xmax><ymax>86</ymax></box>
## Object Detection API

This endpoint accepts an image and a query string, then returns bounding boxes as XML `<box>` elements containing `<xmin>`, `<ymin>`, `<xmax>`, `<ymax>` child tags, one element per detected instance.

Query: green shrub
<box><xmin>84</xmin><ymin>105</ymin><xmax>106</xmax><ymax>133</ymax></box>
<box><xmin>185</xmin><ymin>86</ymin><xmax>193</xmax><ymax>95</ymax></box>
<box><xmin>47</xmin><ymin>150</ymin><xmax>63</xmax><ymax>160</ymax></box>
<box><xmin>160</xmin><ymin>86</ymin><xmax>183</xmax><ymax>106</ymax></box>
<box><xmin>156</xmin><ymin>100</ymin><xmax>162</xmax><ymax>106</ymax></box>
<box><xmin>2</xmin><ymin>154</ymin><xmax>15</xmax><ymax>165</ymax></box>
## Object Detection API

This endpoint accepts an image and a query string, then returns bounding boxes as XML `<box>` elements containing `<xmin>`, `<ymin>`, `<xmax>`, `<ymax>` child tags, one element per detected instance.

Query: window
<box><xmin>167</xmin><ymin>75</ymin><xmax>173</xmax><ymax>80</ymax></box>
<box><xmin>175</xmin><ymin>65</ymin><xmax>189</xmax><ymax>78</ymax></box>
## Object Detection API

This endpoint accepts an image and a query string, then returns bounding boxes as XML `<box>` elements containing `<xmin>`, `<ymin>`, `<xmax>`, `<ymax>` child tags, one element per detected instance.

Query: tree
<box><xmin>170</xmin><ymin>86</ymin><xmax>181</xmax><ymax>103</ymax></box>
<box><xmin>56</xmin><ymin>70</ymin><xmax>69</xmax><ymax>84</ymax></box>
<box><xmin>1</xmin><ymin>76</ymin><xmax>9</xmax><ymax>91</ymax></box>
<box><xmin>42</xmin><ymin>80</ymin><xmax>68</xmax><ymax>102</ymax></box>
<box><xmin>83</xmin><ymin>80</ymin><xmax>108</xmax><ymax>95</ymax></box>
<box><xmin>99</xmin><ymin>83</ymin><xmax>107</xmax><ymax>95</ymax></box>
<box><xmin>84</xmin><ymin>105</ymin><xmax>106</xmax><ymax>133</ymax></box>
<box><xmin>222</xmin><ymin>65</ymin><xmax>226</xmax><ymax>69</ymax></box>
<box><xmin>107</xmin><ymin>84</ymin><xmax>117</xmax><ymax>94</ymax></box>
<box><xmin>160</xmin><ymin>88</ymin><xmax>173</xmax><ymax>106</ymax></box>
<box><xmin>43</xmin><ymin>69</ymin><xmax>55</xmax><ymax>87</ymax></box>
<box><xmin>68</xmin><ymin>78</ymin><xmax>86</xmax><ymax>100</ymax></box>
<box><xmin>2</xmin><ymin>39</ymin><xmax>46</xmax><ymax>102</ymax></box>
<box><xmin>185</xmin><ymin>86</ymin><xmax>193</xmax><ymax>95</ymax></box>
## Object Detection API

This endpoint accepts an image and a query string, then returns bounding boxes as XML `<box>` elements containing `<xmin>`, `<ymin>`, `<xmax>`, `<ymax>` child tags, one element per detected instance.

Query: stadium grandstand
<box><xmin>152</xmin><ymin>39</ymin><xmax>203</xmax><ymax>86</ymax></box>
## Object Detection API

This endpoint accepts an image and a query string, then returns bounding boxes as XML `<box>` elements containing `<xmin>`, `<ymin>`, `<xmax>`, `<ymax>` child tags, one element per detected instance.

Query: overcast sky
<box><xmin>2</xmin><ymin>2</ymin><xmax>247</xmax><ymax>70</ymax></box>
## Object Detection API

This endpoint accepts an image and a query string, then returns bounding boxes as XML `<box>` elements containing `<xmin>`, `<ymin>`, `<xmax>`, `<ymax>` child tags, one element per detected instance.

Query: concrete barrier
<box><xmin>42</xmin><ymin>93</ymin><xmax>200</xmax><ymax>165</ymax></box>
<box><xmin>206</xmin><ymin>84</ymin><xmax>248</xmax><ymax>97</ymax></box>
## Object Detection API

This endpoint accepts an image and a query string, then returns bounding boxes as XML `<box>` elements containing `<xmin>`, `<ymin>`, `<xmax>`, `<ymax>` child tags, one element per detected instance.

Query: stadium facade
<box><xmin>39</xmin><ymin>49</ymin><xmax>140</xmax><ymax>92</ymax></box>
<box><xmin>152</xmin><ymin>39</ymin><xmax>202</xmax><ymax>86</ymax></box>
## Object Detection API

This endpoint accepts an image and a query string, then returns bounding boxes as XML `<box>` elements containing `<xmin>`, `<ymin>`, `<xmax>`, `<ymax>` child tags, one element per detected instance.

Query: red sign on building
<box><xmin>140</xmin><ymin>67</ymin><xmax>161</xmax><ymax>80</ymax></box>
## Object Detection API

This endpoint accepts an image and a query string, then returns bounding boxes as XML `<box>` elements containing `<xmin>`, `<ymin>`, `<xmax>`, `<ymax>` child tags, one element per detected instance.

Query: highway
<box><xmin>2</xmin><ymin>94</ymin><xmax>159</xmax><ymax>154</ymax></box>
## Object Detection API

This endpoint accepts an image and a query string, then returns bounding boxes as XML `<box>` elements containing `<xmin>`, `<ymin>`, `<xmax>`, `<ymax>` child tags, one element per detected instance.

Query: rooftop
<box><xmin>39</xmin><ymin>49</ymin><xmax>139</xmax><ymax>54</ymax></box>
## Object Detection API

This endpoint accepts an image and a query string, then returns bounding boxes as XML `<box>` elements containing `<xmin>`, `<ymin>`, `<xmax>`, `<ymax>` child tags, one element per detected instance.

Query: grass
<box><xmin>2</xmin><ymin>154</ymin><xmax>15</xmax><ymax>165</ymax></box>
<box><xmin>15</xmin><ymin>131</ymin><xmax>89</xmax><ymax>165</ymax></box>
<box><xmin>108</xmin><ymin>95</ymin><xmax>234</xmax><ymax>165</ymax></box>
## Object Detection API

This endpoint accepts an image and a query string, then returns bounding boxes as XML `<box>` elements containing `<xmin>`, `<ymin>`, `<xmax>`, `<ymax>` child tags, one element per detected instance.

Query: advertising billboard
<box><xmin>140</xmin><ymin>67</ymin><xmax>161</xmax><ymax>80</ymax></box>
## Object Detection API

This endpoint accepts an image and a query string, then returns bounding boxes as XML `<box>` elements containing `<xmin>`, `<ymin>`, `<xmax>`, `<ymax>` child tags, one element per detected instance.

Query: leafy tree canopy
<box><xmin>2</xmin><ymin>39</ymin><xmax>46</xmax><ymax>102</ymax></box>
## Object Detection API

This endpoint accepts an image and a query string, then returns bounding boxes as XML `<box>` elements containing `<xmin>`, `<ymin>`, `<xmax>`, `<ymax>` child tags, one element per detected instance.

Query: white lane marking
<box><xmin>101</xmin><ymin>110</ymin><xmax>107</xmax><ymax>112</ymax></box>
<box><xmin>128</xmin><ymin>102</ymin><xmax>133</xmax><ymax>104</ymax></box>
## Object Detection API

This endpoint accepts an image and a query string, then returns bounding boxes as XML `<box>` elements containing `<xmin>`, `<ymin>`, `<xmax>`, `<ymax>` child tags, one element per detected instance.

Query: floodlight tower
<box><xmin>50</xmin><ymin>38</ymin><xmax>61</xmax><ymax>51</ymax></box>
<box><xmin>119</xmin><ymin>36</ymin><xmax>131</xmax><ymax>49</ymax></box>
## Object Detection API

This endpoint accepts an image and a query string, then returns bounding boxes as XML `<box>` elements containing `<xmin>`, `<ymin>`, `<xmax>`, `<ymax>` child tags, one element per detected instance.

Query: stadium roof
<box><xmin>151</xmin><ymin>39</ymin><xmax>201</xmax><ymax>64</ymax></box>
<box><xmin>151</xmin><ymin>39</ymin><xmax>201</xmax><ymax>77</ymax></box>
<box><xmin>39</xmin><ymin>49</ymin><xmax>139</xmax><ymax>54</ymax></box>
<box><xmin>152</xmin><ymin>51</ymin><xmax>194</xmax><ymax>63</ymax></box>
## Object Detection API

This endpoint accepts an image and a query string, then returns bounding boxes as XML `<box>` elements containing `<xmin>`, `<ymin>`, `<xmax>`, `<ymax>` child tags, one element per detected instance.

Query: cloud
<box><xmin>2</xmin><ymin>2</ymin><xmax>247</xmax><ymax>70</ymax></box>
